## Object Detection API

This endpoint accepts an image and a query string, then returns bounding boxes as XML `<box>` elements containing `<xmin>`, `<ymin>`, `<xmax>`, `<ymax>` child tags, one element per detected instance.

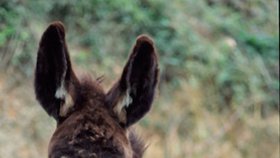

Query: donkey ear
<box><xmin>35</xmin><ymin>21</ymin><xmax>78</xmax><ymax>121</ymax></box>
<box><xmin>106</xmin><ymin>35</ymin><xmax>159</xmax><ymax>127</ymax></box>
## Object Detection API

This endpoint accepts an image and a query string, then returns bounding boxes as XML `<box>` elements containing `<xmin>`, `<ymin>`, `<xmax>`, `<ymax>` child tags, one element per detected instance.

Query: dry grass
<box><xmin>0</xmin><ymin>71</ymin><xmax>279</xmax><ymax>158</ymax></box>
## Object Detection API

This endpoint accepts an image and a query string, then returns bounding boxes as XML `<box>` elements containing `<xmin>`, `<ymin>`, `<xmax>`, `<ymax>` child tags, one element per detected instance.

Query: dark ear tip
<box><xmin>49</xmin><ymin>21</ymin><xmax>65</xmax><ymax>32</ymax></box>
<box><xmin>45</xmin><ymin>21</ymin><xmax>65</xmax><ymax>38</ymax></box>
<box><xmin>136</xmin><ymin>34</ymin><xmax>154</xmax><ymax>46</ymax></box>
<box><xmin>40</xmin><ymin>21</ymin><xmax>66</xmax><ymax>45</ymax></box>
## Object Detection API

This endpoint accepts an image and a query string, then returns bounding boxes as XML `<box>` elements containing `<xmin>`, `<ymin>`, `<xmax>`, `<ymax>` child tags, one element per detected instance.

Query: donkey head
<box><xmin>34</xmin><ymin>21</ymin><xmax>159</xmax><ymax>158</ymax></box>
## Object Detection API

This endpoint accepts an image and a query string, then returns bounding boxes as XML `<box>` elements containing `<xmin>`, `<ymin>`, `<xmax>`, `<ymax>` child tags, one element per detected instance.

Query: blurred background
<box><xmin>0</xmin><ymin>0</ymin><xmax>279</xmax><ymax>158</ymax></box>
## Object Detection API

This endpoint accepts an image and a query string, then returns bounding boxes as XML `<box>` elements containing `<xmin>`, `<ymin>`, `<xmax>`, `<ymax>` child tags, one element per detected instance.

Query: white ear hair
<box><xmin>113</xmin><ymin>88</ymin><xmax>133</xmax><ymax>123</ymax></box>
<box><xmin>55</xmin><ymin>52</ymin><xmax>67</xmax><ymax>99</ymax></box>
<box><xmin>55</xmin><ymin>81</ymin><xmax>66</xmax><ymax>99</ymax></box>
<box><xmin>59</xmin><ymin>92</ymin><xmax>74</xmax><ymax>117</ymax></box>
<box><xmin>55</xmin><ymin>80</ymin><xmax>74</xmax><ymax>117</ymax></box>
<box><xmin>122</xmin><ymin>87</ymin><xmax>133</xmax><ymax>108</ymax></box>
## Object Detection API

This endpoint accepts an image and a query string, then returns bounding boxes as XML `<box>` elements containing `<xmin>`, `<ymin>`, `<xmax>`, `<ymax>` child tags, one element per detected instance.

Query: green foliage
<box><xmin>1</xmin><ymin>0</ymin><xmax>278</xmax><ymax>113</ymax></box>
<box><xmin>0</xmin><ymin>0</ymin><xmax>278</xmax><ymax>112</ymax></box>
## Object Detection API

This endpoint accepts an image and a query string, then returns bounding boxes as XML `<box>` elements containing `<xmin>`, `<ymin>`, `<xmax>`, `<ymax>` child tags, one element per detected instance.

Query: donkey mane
<box><xmin>34</xmin><ymin>21</ymin><xmax>159</xmax><ymax>158</ymax></box>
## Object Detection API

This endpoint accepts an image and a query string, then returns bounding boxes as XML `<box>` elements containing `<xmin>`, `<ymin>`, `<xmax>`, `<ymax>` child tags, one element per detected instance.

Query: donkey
<box><xmin>34</xmin><ymin>21</ymin><xmax>159</xmax><ymax>158</ymax></box>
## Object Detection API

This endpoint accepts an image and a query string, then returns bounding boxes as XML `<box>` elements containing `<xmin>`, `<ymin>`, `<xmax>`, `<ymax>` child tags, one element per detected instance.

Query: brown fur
<box><xmin>35</xmin><ymin>21</ymin><xmax>159</xmax><ymax>158</ymax></box>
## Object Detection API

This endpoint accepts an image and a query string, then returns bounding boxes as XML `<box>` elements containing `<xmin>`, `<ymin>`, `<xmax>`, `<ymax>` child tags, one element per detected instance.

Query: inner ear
<box><xmin>128</xmin><ymin>40</ymin><xmax>155</xmax><ymax>88</ymax></box>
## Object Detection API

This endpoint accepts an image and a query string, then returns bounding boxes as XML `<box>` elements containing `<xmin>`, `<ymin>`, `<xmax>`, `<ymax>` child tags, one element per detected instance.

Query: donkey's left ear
<box><xmin>106</xmin><ymin>35</ymin><xmax>159</xmax><ymax>127</ymax></box>
<box><xmin>35</xmin><ymin>21</ymin><xmax>79</xmax><ymax>122</ymax></box>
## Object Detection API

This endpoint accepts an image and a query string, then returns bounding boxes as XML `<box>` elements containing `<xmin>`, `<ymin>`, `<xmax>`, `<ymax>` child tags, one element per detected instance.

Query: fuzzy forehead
<box><xmin>79</xmin><ymin>75</ymin><xmax>106</xmax><ymax>96</ymax></box>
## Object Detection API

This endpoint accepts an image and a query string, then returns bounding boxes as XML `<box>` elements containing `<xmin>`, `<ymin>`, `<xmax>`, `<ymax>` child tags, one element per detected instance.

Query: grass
<box><xmin>0</xmin><ymin>67</ymin><xmax>278</xmax><ymax>158</ymax></box>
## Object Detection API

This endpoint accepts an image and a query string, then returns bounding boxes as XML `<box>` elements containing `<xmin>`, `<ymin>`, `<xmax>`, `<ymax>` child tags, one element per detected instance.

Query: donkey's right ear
<box><xmin>35</xmin><ymin>21</ymin><xmax>79</xmax><ymax>121</ymax></box>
